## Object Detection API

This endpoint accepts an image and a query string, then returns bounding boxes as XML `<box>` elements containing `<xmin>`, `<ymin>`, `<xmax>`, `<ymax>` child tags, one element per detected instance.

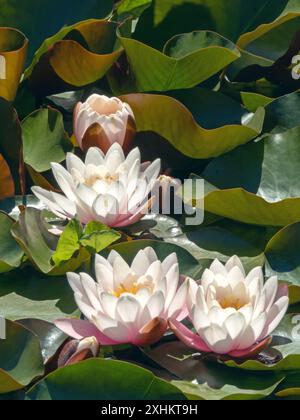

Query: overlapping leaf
<box><xmin>26</xmin><ymin>359</ymin><xmax>186</xmax><ymax>400</ymax></box>
<box><xmin>25</xmin><ymin>20</ymin><xmax>123</xmax><ymax>96</ymax></box>
<box><xmin>0</xmin><ymin>320</ymin><xmax>44</xmax><ymax>394</ymax></box>
<box><xmin>0</xmin><ymin>0</ymin><xmax>114</xmax><ymax>61</ymax></box>
<box><xmin>118</xmin><ymin>29</ymin><xmax>240</xmax><ymax>92</ymax></box>
<box><xmin>0</xmin><ymin>212</ymin><xmax>23</xmax><ymax>273</ymax></box>
<box><xmin>120</xmin><ymin>93</ymin><xmax>264</xmax><ymax>159</ymax></box>
<box><xmin>0</xmin><ymin>269</ymin><xmax>78</xmax><ymax>322</ymax></box>
<box><xmin>144</xmin><ymin>342</ymin><xmax>283</xmax><ymax>400</ymax></box>
<box><xmin>0</xmin><ymin>27</ymin><xmax>28</xmax><ymax>101</ymax></box>
<box><xmin>189</xmin><ymin>126</ymin><xmax>300</xmax><ymax>226</ymax></box>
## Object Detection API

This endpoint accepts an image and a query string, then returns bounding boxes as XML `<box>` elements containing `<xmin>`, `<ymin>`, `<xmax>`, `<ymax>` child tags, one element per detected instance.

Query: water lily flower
<box><xmin>170</xmin><ymin>256</ymin><xmax>289</xmax><ymax>359</ymax></box>
<box><xmin>74</xmin><ymin>94</ymin><xmax>136</xmax><ymax>153</ymax></box>
<box><xmin>32</xmin><ymin>144</ymin><xmax>160</xmax><ymax>227</ymax></box>
<box><xmin>55</xmin><ymin>248</ymin><xmax>189</xmax><ymax>346</ymax></box>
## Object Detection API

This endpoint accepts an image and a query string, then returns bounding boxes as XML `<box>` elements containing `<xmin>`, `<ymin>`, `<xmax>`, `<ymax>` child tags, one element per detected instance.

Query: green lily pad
<box><xmin>118</xmin><ymin>29</ymin><xmax>240</xmax><ymax>92</ymax></box>
<box><xmin>263</xmin><ymin>92</ymin><xmax>300</xmax><ymax>133</ymax></box>
<box><xmin>18</xmin><ymin>319</ymin><xmax>67</xmax><ymax>363</ymax></box>
<box><xmin>0</xmin><ymin>212</ymin><xmax>24</xmax><ymax>273</ymax></box>
<box><xmin>0</xmin><ymin>0</ymin><xmax>114</xmax><ymax>62</ymax></box>
<box><xmin>120</xmin><ymin>93</ymin><xmax>264</xmax><ymax>159</ymax></box>
<box><xmin>0</xmin><ymin>99</ymin><xmax>23</xmax><ymax>194</ymax></box>
<box><xmin>0</xmin><ymin>320</ymin><xmax>44</xmax><ymax>394</ymax></box>
<box><xmin>195</xmin><ymin>126</ymin><xmax>300</xmax><ymax>226</ymax></box>
<box><xmin>26</xmin><ymin>20</ymin><xmax>123</xmax><ymax>96</ymax></box>
<box><xmin>143</xmin><ymin>341</ymin><xmax>283</xmax><ymax>400</ymax></box>
<box><xmin>241</xmin><ymin>92</ymin><xmax>274</xmax><ymax>112</ymax></box>
<box><xmin>0</xmin><ymin>269</ymin><xmax>78</xmax><ymax>322</ymax></box>
<box><xmin>135</xmin><ymin>0</ymin><xmax>295</xmax><ymax>50</ymax></box>
<box><xmin>26</xmin><ymin>359</ymin><xmax>186</xmax><ymax>400</ymax></box>
<box><xmin>22</xmin><ymin>107</ymin><xmax>72</xmax><ymax>173</ymax></box>
<box><xmin>11</xmin><ymin>207</ymin><xmax>90</xmax><ymax>275</ymax></box>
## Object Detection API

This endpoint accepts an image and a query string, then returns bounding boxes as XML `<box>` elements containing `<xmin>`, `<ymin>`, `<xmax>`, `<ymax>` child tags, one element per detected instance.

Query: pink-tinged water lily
<box><xmin>170</xmin><ymin>256</ymin><xmax>289</xmax><ymax>359</ymax></box>
<box><xmin>74</xmin><ymin>94</ymin><xmax>136</xmax><ymax>153</ymax></box>
<box><xmin>55</xmin><ymin>248</ymin><xmax>189</xmax><ymax>346</ymax></box>
<box><xmin>32</xmin><ymin>144</ymin><xmax>160</xmax><ymax>227</ymax></box>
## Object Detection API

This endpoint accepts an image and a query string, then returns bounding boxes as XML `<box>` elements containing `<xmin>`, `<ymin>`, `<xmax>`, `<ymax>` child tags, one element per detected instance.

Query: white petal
<box><xmin>66</xmin><ymin>152</ymin><xmax>85</xmax><ymax>175</ymax></box>
<box><xmin>105</xmin><ymin>143</ymin><xmax>125</xmax><ymax>171</ymax></box>
<box><xmin>164</xmin><ymin>263</ymin><xmax>180</xmax><ymax>308</ymax></box>
<box><xmin>263</xmin><ymin>276</ymin><xmax>278</xmax><ymax>312</ymax></box>
<box><xmin>146</xmin><ymin>260</ymin><xmax>163</xmax><ymax>285</ymax></box>
<box><xmin>144</xmin><ymin>291</ymin><xmax>165</xmax><ymax>319</ymax></box>
<box><xmin>225</xmin><ymin>312</ymin><xmax>245</xmax><ymax>341</ymax></box>
<box><xmin>162</xmin><ymin>253</ymin><xmax>178</xmax><ymax>275</ymax></box>
<box><xmin>225</xmin><ymin>256</ymin><xmax>246</xmax><ymax>276</ymax></box>
<box><xmin>85</xmin><ymin>147</ymin><xmax>105</xmax><ymax>166</ymax></box>
<box><xmin>116</xmin><ymin>295</ymin><xmax>141</xmax><ymax>324</ymax></box>
<box><xmin>131</xmin><ymin>250</ymin><xmax>151</xmax><ymax>275</ymax></box>
<box><xmin>144</xmin><ymin>247</ymin><xmax>159</xmax><ymax>264</ymax></box>
<box><xmin>168</xmin><ymin>280</ymin><xmax>188</xmax><ymax>319</ymax></box>
<box><xmin>67</xmin><ymin>272</ymin><xmax>82</xmax><ymax>294</ymax></box>
<box><xmin>95</xmin><ymin>263</ymin><xmax>114</xmax><ymax>291</ymax></box>
<box><xmin>100</xmin><ymin>292</ymin><xmax>118</xmax><ymax>319</ymax></box>
<box><xmin>209</xmin><ymin>259</ymin><xmax>227</xmax><ymax>276</ymax></box>
<box><xmin>112</xmin><ymin>255</ymin><xmax>130</xmax><ymax>288</ymax></box>
<box><xmin>32</xmin><ymin>187</ymin><xmax>70</xmax><ymax>219</ymax></box>
<box><xmin>203</xmin><ymin>325</ymin><xmax>233</xmax><ymax>354</ymax></box>
<box><xmin>237</xmin><ymin>313</ymin><xmax>266</xmax><ymax>350</ymax></box>
<box><xmin>263</xmin><ymin>296</ymin><xmax>289</xmax><ymax>338</ymax></box>
<box><xmin>51</xmin><ymin>162</ymin><xmax>77</xmax><ymax>201</ymax></box>
<box><xmin>80</xmin><ymin>273</ymin><xmax>102</xmax><ymax>311</ymax></box>
<box><xmin>245</xmin><ymin>267</ymin><xmax>264</xmax><ymax>287</ymax></box>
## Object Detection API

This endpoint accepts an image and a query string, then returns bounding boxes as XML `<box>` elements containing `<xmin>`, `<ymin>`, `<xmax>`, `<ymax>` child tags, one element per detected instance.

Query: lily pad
<box><xmin>0</xmin><ymin>320</ymin><xmax>44</xmax><ymax>394</ymax></box>
<box><xmin>26</xmin><ymin>20</ymin><xmax>123</xmax><ymax>96</ymax></box>
<box><xmin>0</xmin><ymin>269</ymin><xmax>78</xmax><ymax>322</ymax></box>
<box><xmin>118</xmin><ymin>29</ymin><xmax>240</xmax><ymax>92</ymax></box>
<box><xmin>143</xmin><ymin>341</ymin><xmax>283</xmax><ymax>400</ymax></box>
<box><xmin>0</xmin><ymin>212</ymin><xmax>23</xmax><ymax>273</ymax></box>
<box><xmin>26</xmin><ymin>359</ymin><xmax>186</xmax><ymax>400</ymax></box>
<box><xmin>194</xmin><ymin>126</ymin><xmax>300</xmax><ymax>226</ymax></box>
<box><xmin>22</xmin><ymin>107</ymin><xmax>72</xmax><ymax>173</ymax></box>
<box><xmin>11</xmin><ymin>207</ymin><xmax>90</xmax><ymax>275</ymax></box>
<box><xmin>0</xmin><ymin>0</ymin><xmax>114</xmax><ymax>62</ymax></box>
<box><xmin>18</xmin><ymin>319</ymin><xmax>67</xmax><ymax>363</ymax></box>
<box><xmin>0</xmin><ymin>27</ymin><xmax>28</xmax><ymax>101</ymax></box>
<box><xmin>120</xmin><ymin>93</ymin><xmax>264</xmax><ymax>159</ymax></box>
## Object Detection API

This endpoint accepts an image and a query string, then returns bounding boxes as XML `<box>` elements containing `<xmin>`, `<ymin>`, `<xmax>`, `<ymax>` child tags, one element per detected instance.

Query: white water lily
<box><xmin>170</xmin><ymin>256</ymin><xmax>289</xmax><ymax>358</ymax></box>
<box><xmin>32</xmin><ymin>144</ymin><xmax>160</xmax><ymax>227</ymax></box>
<box><xmin>55</xmin><ymin>248</ymin><xmax>189</xmax><ymax>346</ymax></box>
<box><xmin>74</xmin><ymin>94</ymin><xmax>136</xmax><ymax>152</ymax></box>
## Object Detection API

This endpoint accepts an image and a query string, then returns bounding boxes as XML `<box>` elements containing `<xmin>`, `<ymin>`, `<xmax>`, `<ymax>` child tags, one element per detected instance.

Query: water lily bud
<box><xmin>74</xmin><ymin>94</ymin><xmax>136</xmax><ymax>153</ymax></box>
<box><xmin>170</xmin><ymin>256</ymin><xmax>289</xmax><ymax>359</ymax></box>
<box><xmin>55</xmin><ymin>248</ymin><xmax>189</xmax><ymax>347</ymax></box>
<box><xmin>58</xmin><ymin>336</ymin><xmax>99</xmax><ymax>367</ymax></box>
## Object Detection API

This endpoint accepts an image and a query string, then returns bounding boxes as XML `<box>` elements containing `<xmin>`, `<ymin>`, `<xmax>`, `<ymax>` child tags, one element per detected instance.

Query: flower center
<box><xmin>85</xmin><ymin>173</ymin><xmax>119</xmax><ymax>187</ymax></box>
<box><xmin>111</xmin><ymin>277</ymin><xmax>154</xmax><ymax>298</ymax></box>
<box><xmin>218</xmin><ymin>295</ymin><xmax>248</xmax><ymax>311</ymax></box>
